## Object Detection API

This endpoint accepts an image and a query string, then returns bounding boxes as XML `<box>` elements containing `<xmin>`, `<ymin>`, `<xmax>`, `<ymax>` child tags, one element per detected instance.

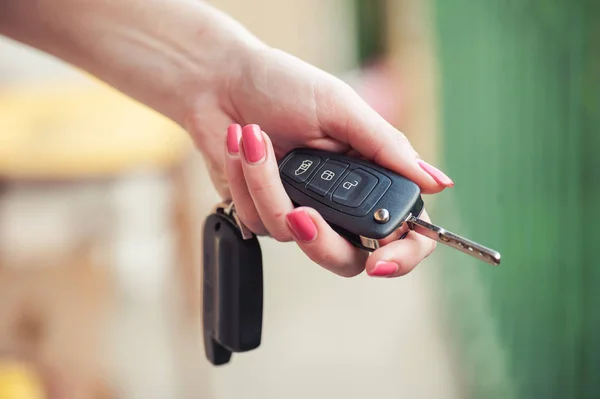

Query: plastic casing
<box><xmin>279</xmin><ymin>148</ymin><xmax>424</xmax><ymax>249</ymax></box>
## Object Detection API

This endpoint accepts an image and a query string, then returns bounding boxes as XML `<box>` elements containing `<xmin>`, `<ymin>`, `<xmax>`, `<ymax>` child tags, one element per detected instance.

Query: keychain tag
<box><xmin>202</xmin><ymin>201</ymin><xmax>263</xmax><ymax>366</ymax></box>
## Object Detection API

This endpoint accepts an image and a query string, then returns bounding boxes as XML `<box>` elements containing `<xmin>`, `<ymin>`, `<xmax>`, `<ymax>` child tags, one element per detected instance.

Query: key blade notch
<box><xmin>406</xmin><ymin>216</ymin><xmax>501</xmax><ymax>266</ymax></box>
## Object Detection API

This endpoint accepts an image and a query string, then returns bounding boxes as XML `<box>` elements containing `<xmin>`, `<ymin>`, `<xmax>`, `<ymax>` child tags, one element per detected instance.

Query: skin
<box><xmin>0</xmin><ymin>0</ymin><xmax>451</xmax><ymax>278</ymax></box>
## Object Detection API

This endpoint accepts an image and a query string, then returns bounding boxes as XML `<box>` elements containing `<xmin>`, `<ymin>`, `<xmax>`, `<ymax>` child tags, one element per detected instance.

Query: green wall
<box><xmin>432</xmin><ymin>1</ymin><xmax>599</xmax><ymax>398</ymax></box>
<box><xmin>354</xmin><ymin>0</ymin><xmax>387</xmax><ymax>64</ymax></box>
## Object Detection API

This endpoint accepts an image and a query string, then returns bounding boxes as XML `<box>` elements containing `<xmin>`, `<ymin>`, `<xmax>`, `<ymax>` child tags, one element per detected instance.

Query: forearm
<box><xmin>0</xmin><ymin>0</ymin><xmax>265</xmax><ymax>125</ymax></box>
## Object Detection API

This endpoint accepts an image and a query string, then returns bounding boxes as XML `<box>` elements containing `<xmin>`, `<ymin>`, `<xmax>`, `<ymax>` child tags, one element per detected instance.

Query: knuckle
<box><xmin>270</xmin><ymin>210</ymin><xmax>287</xmax><ymax>226</ymax></box>
<box><xmin>333</xmin><ymin>80</ymin><xmax>355</xmax><ymax>96</ymax></box>
<box><xmin>337</xmin><ymin>265</ymin><xmax>363</xmax><ymax>278</ymax></box>
<box><xmin>271</xmin><ymin>230</ymin><xmax>293</xmax><ymax>242</ymax></box>
<box><xmin>390</xmin><ymin>130</ymin><xmax>414</xmax><ymax>152</ymax></box>
<box><xmin>263</xmin><ymin>211</ymin><xmax>292</xmax><ymax>241</ymax></box>
<box><xmin>312</xmin><ymin>251</ymin><xmax>363</xmax><ymax>278</ymax></box>
<box><xmin>311</xmin><ymin>250</ymin><xmax>334</xmax><ymax>268</ymax></box>
<box><xmin>238</xmin><ymin>214</ymin><xmax>266</xmax><ymax>236</ymax></box>
<box><xmin>249</xmin><ymin>224</ymin><xmax>268</xmax><ymax>236</ymax></box>
<box><xmin>229</xmin><ymin>172</ymin><xmax>246</xmax><ymax>187</ymax></box>
<box><xmin>371</xmin><ymin>140</ymin><xmax>388</xmax><ymax>165</ymax></box>
<box><xmin>320</xmin><ymin>79</ymin><xmax>358</xmax><ymax>111</ymax></box>
<box><xmin>247</xmin><ymin>180</ymin><xmax>277</xmax><ymax>195</ymax></box>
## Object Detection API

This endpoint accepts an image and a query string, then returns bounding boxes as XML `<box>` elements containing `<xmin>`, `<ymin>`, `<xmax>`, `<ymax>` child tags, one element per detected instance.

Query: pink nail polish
<box><xmin>417</xmin><ymin>159</ymin><xmax>454</xmax><ymax>187</ymax></box>
<box><xmin>241</xmin><ymin>124</ymin><xmax>266</xmax><ymax>163</ymax></box>
<box><xmin>286</xmin><ymin>210</ymin><xmax>317</xmax><ymax>242</ymax></box>
<box><xmin>369</xmin><ymin>261</ymin><xmax>399</xmax><ymax>277</ymax></box>
<box><xmin>227</xmin><ymin>124</ymin><xmax>241</xmax><ymax>154</ymax></box>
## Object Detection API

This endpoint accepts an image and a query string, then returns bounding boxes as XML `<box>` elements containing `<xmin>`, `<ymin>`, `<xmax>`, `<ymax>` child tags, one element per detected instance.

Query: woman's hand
<box><xmin>187</xmin><ymin>47</ymin><xmax>454</xmax><ymax>278</ymax></box>
<box><xmin>0</xmin><ymin>0</ymin><xmax>454</xmax><ymax>278</ymax></box>
<box><xmin>224</xmin><ymin>123</ymin><xmax>446</xmax><ymax>278</ymax></box>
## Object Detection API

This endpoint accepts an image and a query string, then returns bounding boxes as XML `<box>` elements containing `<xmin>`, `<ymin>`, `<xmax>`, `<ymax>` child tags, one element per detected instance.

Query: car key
<box><xmin>278</xmin><ymin>148</ymin><xmax>501</xmax><ymax>266</ymax></box>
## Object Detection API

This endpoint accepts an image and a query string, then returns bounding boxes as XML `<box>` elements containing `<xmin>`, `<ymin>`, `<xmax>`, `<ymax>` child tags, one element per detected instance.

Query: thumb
<box><xmin>319</xmin><ymin>82</ymin><xmax>453</xmax><ymax>194</ymax></box>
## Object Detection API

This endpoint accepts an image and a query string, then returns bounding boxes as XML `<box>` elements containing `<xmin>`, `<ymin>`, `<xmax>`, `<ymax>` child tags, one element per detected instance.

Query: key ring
<box><xmin>212</xmin><ymin>200</ymin><xmax>254</xmax><ymax>240</ymax></box>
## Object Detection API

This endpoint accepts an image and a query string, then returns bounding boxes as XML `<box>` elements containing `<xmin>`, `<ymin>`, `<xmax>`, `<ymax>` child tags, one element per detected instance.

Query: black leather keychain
<box><xmin>202</xmin><ymin>201</ymin><xmax>263</xmax><ymax>366</ymax></box>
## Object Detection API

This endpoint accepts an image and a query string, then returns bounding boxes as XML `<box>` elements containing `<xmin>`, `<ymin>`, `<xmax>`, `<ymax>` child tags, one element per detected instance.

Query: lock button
<box><xmin>332</xmin><ymin>168</ymin><xmax>379</xmax><ymax>208</ymax></box>
<box><xmin>307</xmin><ymin>160</ymin><xmax>348</xmax><ymax>196</ymax></box>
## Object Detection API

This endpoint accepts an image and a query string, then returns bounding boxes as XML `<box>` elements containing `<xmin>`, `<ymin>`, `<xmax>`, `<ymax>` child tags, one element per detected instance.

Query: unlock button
<box><xmin>332</xmin><ymin>168</ymin><xmax>379</xmax><ymax>207</ymax></box>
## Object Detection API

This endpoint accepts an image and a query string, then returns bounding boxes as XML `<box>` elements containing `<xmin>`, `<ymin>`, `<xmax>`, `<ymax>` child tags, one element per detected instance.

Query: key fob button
<box><xmin>307</xmin><ymin>160</ymin><xmax>348</xmax><ymax>196</ymax></box>
<box><xmin>332</xmin><ymin>168</ymin><xmax>379</xmax><ymax>208</ymax></box>
<box><xmin>281</xmin><ymin>154</ymin><xmax>322</xmax><ymax>183</ymax></box>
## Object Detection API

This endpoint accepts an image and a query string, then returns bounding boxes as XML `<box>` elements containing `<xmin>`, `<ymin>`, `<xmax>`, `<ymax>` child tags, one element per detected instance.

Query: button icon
<box><xmin>282</xmin><ymin>154</ymin><xmax>321</xmax><ymax>183</ymax></box>
<box><xmin>342</xmin><ymin>180</ymin><xmax>358</xmax><ymax>190</ymax></box>
<box><xmin>321</xmin><ymin>170</ymin><xmax>336</xmax><ymax>181</ymax></box>
<box><xmin>295</xmin><ymin>160</ymin><xmax>313</xmax><ymax>176</ymax></box>
<box><xmin>307</xmin><ymin>160</ymin><xmax>348</xmax><ymax>196</ymax></box>
<box><xmin>332</xmin><ymin>169</ymin><xmax>379</xmax><ymax>208</ymax></box>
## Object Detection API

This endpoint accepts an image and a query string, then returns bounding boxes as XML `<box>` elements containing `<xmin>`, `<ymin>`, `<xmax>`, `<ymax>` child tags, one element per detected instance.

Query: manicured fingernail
<box><xmin>241</xmin><ymin>124</ymin><xmax>265</xmax><ymax>163</ymax></box>
<box><xmin>286</xmin><ymin>210</ymin><xmax>317</xmax><ymax>242</ymax></box>
<box><xmin>369</xmin><ymin>261</ymin><xmax>399</xmax><ymax>277</ymax></box>
<box><xmin>417</xmin><ymin>159</ymin><xmax>454</xmax><ymax>187</ymax></box>
<box><xmin>227</xmin><ymin>124</ymin><xmax>241</xmax><ymax>154</ymax></box>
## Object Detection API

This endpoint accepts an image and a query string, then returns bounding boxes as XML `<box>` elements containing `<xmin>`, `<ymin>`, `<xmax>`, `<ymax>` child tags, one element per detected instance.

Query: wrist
<box><xmin>179</xmin><ymin>4</ymin><xmax>268</xmax><ymax>127</ymax></box>
<box><xmin>180</xmin><ymin>7</ymin><xmax>270</xmax><ymax>143</ymax></box>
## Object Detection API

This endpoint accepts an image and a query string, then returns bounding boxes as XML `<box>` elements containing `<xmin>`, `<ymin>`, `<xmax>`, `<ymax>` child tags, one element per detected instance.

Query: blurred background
<box><xmin>0</xmin><ymin>0</ymin><xmax>598</xmax><ymax>398</ymax></box>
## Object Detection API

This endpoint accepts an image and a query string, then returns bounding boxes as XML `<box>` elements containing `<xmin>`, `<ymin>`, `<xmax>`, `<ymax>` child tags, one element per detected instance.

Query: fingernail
<box><xmin>241</xmin><ymin>124</ymin><xmax>266</xmax><ymax>163</ymax></box>
<box><xmin>286</xmin><ymin>210</ymin><xmax>317</xmax><ymax>242</ymax></box>
<box><xmin>417</xmin><ymin>159</ymin><xmax>454</xmax><ymax>187</ymax></box>
<box><xmin>227</xmin><ymin>124</ymin><xmax>241</xmax><ymax>154</ymax></box>
<box><xmin>369</xmin><ymin>261</ymin><xmax>399</xmax><ymax>277</ymax></box>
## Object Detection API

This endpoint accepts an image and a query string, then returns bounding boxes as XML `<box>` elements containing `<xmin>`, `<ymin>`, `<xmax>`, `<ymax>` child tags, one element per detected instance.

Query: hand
<box><xmin>187</xmin><ymin>47</ymin><xmax>454</xmax><ymax>278</ymax></box>
<box><xmin>0</xmin><ymin>0</ymin><xmax>453</xmax><ymax>278</ymax></box>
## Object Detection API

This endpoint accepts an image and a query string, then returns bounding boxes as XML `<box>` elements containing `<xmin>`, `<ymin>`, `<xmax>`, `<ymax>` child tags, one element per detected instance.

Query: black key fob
<box><xmin>202</xmin><ymin>202</ymin><xmax>263</xmax><ymax>366</ymax></box>
<box><xmin>278</xmin><ymin>148</ymin><xmax>501</xmax><ymax>265</ymax></box>
<box><xmin>278</xmin><ymin>148</ymin><xmax>424</xmax><ymax>251</ymax></box>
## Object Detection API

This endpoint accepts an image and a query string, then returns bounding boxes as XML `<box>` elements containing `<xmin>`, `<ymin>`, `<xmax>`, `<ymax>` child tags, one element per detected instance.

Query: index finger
<box><xmin>316</xmin><ymin>81</ymin><xmax>454</xmax><ymax>194</ymax></box>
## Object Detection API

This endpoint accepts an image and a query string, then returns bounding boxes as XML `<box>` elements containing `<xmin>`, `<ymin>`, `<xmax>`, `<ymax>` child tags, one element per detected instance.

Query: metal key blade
<box><xmin>406</xmin><ymin>216</ymin><xmax>501</xmax><ymax>266</ymax></box>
